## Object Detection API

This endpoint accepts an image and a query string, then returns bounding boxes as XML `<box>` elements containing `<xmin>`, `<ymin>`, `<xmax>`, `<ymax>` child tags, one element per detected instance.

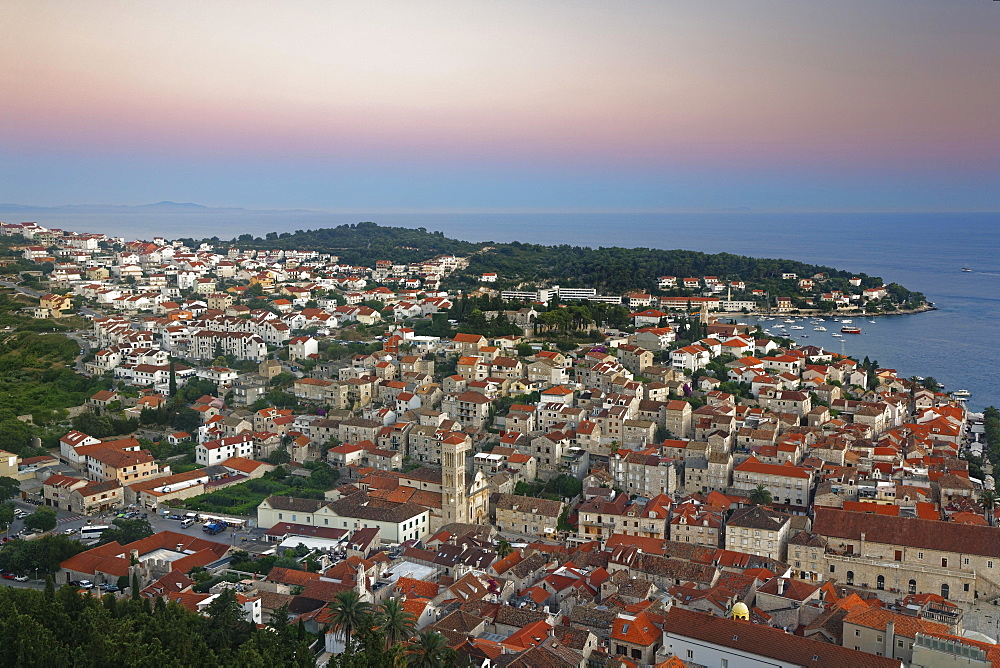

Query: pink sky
<box><xmin>1</xmin><ymin>0</ymin><xmax>998</xmax><ymax>210</ymax></box>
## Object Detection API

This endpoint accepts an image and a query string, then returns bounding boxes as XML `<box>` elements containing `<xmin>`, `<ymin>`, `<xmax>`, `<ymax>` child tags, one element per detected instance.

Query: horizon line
<box><xmin>2</xmin><ymin>202</ymin><xmax>1000</xmax><ymax>216</ymax></box>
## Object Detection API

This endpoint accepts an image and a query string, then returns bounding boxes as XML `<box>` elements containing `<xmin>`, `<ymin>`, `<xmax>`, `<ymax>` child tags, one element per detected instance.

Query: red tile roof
<box><xmin>662</xmin><ymin>608</ymin><xmax>900</xmax><ymax>668</ymax></box>
<box><xmin>612</xmin><ymin>611</ymin><xmax>660</xmax><ymax>646</ymax></box>
<box><xmin>815</xmin><ymin>507</ymin><xmax>1000</xmax><ymax>558</ymax></box>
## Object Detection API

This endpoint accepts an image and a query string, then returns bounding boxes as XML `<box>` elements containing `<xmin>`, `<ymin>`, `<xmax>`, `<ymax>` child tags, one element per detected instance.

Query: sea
<box><xmin>8</xmin><ymin>209</ymin><xmax>998</xmax><ymax>411</ymax></box>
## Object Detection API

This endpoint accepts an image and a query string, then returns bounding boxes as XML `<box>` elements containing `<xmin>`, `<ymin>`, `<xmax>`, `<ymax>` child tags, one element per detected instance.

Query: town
<box><xmin>0</xmin><ymin>220</ymin><xmax>988</xmax><ymax>668</ymax></box>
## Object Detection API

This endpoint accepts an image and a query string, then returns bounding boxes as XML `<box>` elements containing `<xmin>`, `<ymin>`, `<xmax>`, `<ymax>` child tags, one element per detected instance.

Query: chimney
<box><xmin>885</xmin><ymin>620</ymin><xmax>895</xmax><ymax>658</ymax></box>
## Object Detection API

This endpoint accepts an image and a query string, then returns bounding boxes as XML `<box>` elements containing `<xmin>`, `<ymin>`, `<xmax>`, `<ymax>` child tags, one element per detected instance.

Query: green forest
<box><xmin>220</xmin><ymin>223</ymin><xmax>925</xmax><ymax>302</ymax></box>
<box><xmin>221</xmin><ymin>221</ymin><xmax>484</xmax><ymax>265</ymax></box>
<box><xmin>0</xmin><ymin>585</ymin><xmax>315</xmax><ymax>667</ymax></box>
<box><xmin>0</xmin><ymin>290</ymin><xmax>106</xmax><ymax>455</ymax></box>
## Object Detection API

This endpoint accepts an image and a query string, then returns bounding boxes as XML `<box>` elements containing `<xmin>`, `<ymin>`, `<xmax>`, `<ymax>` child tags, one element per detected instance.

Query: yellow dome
<box><xmin>731</xmin><ymin>602</ymin><xmax>750</xmax><ymax>620</ymax></box>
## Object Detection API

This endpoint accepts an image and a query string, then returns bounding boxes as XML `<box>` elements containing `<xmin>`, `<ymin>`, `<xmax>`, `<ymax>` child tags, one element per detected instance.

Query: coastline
<box><xmin>721</xmin><ymin>303</ymin><xmax>936</xmax><ymax>319</ymax></box>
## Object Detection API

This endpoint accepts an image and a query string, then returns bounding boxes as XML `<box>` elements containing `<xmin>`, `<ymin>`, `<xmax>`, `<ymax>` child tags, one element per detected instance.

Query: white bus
<box><xmin>80</xmin><ymin>525</ymin><xmax>110</xmax><ymax>540</ymax></box>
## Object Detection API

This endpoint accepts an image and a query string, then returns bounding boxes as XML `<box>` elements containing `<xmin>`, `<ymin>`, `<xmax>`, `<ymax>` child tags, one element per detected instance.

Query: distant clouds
<box><xmin>0</xmin><ymin>0</ymin><xmax>998</xmax><ymax>211</ymax></box>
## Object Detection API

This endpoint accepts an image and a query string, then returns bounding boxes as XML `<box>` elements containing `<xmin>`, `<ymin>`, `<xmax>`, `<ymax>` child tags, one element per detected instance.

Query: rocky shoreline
<box><xmin>728</xmin><ymin>302</ymin><xmax>936</xmax><ymax>319</ymax></box>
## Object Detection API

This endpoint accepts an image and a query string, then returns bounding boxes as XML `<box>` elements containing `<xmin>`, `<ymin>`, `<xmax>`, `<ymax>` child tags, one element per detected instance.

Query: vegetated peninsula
<box><xmin>211</xmin><ymin>222</ymin><xmax>928</xmax><ymax>313</ymax></box>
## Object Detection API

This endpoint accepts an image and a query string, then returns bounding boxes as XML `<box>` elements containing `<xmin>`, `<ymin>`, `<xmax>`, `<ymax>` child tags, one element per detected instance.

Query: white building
<box><xmin>196</xmin><ymin>434</ymin><xmax>254</xmax><ymax>466</ymax></box>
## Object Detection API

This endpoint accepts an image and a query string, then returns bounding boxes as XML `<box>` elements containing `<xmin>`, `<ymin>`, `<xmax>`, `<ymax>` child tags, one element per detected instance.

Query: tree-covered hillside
<box><xmin>462</xmin><ymin>243</ymin><xmax>868</xmax><ymax>292</ymax></box>
<box><xmin>224</xmin><ymin>223</ymin><xmax>925</xmax><ymax>304</ymax></box>
<box><xmin>224</xmin><ymin>222</ymin><xmax>486</xmax><ymax>265</ymax></box>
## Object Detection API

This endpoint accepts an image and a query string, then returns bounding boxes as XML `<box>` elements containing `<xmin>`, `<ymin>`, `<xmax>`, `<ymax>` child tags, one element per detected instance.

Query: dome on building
<box><xmin>730</xmin><ymin>602</ymin><xmax>750</xmax><ymax>620</ymax></box>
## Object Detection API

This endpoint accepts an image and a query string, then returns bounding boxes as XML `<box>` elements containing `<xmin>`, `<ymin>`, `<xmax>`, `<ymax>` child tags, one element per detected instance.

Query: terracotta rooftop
<box><xmin>662</xmin><ymin>608</ymin><xmax>901</xmax><ymax>668</ymax></box>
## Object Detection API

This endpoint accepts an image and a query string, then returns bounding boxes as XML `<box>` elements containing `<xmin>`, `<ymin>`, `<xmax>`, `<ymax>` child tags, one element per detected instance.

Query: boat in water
<box><xmin>814</xmin><ymin>326</ymin><xmax>827</xmax><ymax>331</ymax></box>
<box><xmin>841</xmin><ymin>326</ymin><xmax>862</xmax><ymax>334</ymax></box>
<box><xmin>954</xmin><ymin>389</ymin><xmax>971</xmax><ymax>398</ymax></box>
<box><xmin>963</xmin><ymin>267</ymin><xmax>973</xmax><ymax>272</ymax></box>
<box><xmin>790</xmin><ymin>326</ymin><xmax>804</xmax><ymax>330</ymax></box>
<box><xmin>832</xmin><ymin>333</ymin><xmax>843</xmax><ymax>337</ymax></box>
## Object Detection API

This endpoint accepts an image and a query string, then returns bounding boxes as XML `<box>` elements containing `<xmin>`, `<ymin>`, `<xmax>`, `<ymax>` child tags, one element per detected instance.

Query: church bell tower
<box><xmin>441</xmin><ymin>434</ymin><xmax>470</xmax><ymax>524</ymax></box>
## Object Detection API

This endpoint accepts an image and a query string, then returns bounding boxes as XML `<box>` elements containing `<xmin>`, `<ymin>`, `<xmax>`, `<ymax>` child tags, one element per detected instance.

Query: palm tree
<box><xmin>748</xmin><ymin>484</ymin><xmax>772</xmax><ymax>506</ymax></box>
<box><xmin>495</xmin><ymin>537</ymin><xmax>512</xmax><ymax>559</ymax></box>
<box><xmin>407</xmin><ymin>630</ymin><xmax>451</xmax><ymax>668</ymax></box>
<box><xmin>376</xmin><ymin>597</ymin><xmax>416</xmax><ymax>649</ymax></box>
<box><xmin>980</xmin><ymin>490</ymin><xmax>998</xmax><ymax>527</ymax></box>
<box><xmin>328</xmin><ymin>589</ymin><xmax>371</xmax><ymax>653</ymax></box>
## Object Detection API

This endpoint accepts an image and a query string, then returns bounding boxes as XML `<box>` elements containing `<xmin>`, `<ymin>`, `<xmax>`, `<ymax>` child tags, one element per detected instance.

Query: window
<box><xmin>909</xmin><ymin>579</ymin><xmax>917</xmax><ymax>595</ymax></box>
<box><xmin>847</xmin><ymin>570</ymin><xmax>854</xmax><ymax>585</ymax></box>
<box><xmin>686</xmin><ymin>650</ymin><xmax>694</xmax><ymax>659</ymax></box>
<box><xmin>964</xmin><ymin>558</ymin><xmax>970</xmax><ymax>565</ymax></box>
<box><xmin>941</xmin><ymin>583</ymin><xmax>950</xmax><ymax>599</ymax></box>
<box><xmin>918</xmin><ymin>552</ymin><xmax>924</xmax><ymax>559</ymax></box>
<box><xmin>942</xmin><ymin>558</ymin><xmax>948</xmax><ymax>568</ymax></box>
<box><xmin>897</xmin><ymin>640</ymin><xmax>904</xmax><ymax>648</ymax></box>
<box><xmin>855</xmin><ymin>629</ymin><xmax>860</xmax><ymax>637</ymax></box>
<box><xmin>965</xmin><ymin>584</ymin><xmax>970</xmax><ymax>592</ymax></box>
<box><xmin>876</xmin><ymin>635</ymin><xmax>883</xmax><ymax>643</ymax></box>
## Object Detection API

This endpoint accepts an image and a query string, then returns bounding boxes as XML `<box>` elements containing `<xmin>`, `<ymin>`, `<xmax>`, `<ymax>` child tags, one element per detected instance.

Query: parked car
<box><xmin>1</xmin><ymin>573</ymin><xmax>16</xmax><ymax>580</ymax></box>
<box><xmin>167</xmin><ymin>514</ymin><xmax>182</xmax><ymax>521</ymax></box>
<box><xmin>64</xmin><ymin>528</ymin><xmax>76</xmax><ymax>535</ymax></box>
<box><xmin>13</xmin><ymin>575</ymin><xmax>28</xmax><ymax>582</ymax></box>
<box><xmin>78</xmin><ymin>580</ymin><xmax>94</xmax><ymax>589</ymax></box>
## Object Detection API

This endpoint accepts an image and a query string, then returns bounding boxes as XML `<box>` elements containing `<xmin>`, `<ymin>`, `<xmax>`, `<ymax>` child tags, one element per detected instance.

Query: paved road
<box><xmin>61</xmin><ymin>330</ymin><xmax>93</xmax><ymax>372</ymax></box>
<box><xmin>5</xmin><ymin>499</ymin><xmax>82</xmax><ymax>537</ymax></box>
<box><xmin>0</xmin><ymin>279</ymin><xmax>104</xmax><ymax>318</ymax></box>
<box><xmin>8</xmin><ymin>502</ymin><xmax>265</xmax><ymax>552</ymax></box>
<box><xmin>0</xmin><ymin>279</ymin><xmax>43</xmax><ymax>299</ymax></box>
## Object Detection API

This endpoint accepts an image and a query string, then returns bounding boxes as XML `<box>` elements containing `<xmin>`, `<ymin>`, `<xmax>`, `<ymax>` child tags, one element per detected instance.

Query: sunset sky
<box><xmin>1</xmin><ymin>0</ymin><xmax>998</xmax><ymax>211</ymax></box>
